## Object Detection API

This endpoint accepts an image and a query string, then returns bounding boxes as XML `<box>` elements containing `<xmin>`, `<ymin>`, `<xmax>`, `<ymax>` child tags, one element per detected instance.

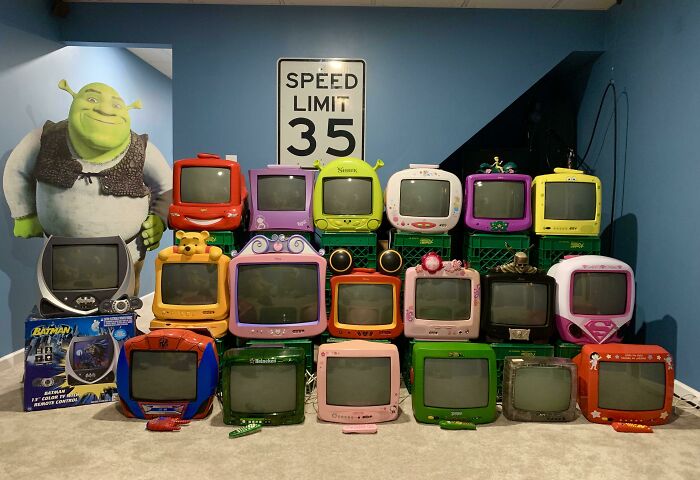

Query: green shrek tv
<box><xmin>411</xmin><ymin>342</ymin><xmax>497</xmax><ymax>425</ymax></box>
<box><xmin>220</xmin><ymin>346</ymin><xmax>306</xmax><ymax>426</ymax></box>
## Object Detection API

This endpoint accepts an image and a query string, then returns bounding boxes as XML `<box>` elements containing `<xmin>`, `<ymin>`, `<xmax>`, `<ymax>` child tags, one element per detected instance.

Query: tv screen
<box><xmin>337</xmin><ymin>284</ymin><xmax>394</xmax><ymax>326</ymax></box>
<box><xmin>490</xmin><ymin>282</ymin><xmax>548</xmax><ymax>326</ymax></box>
<box><xmin>130</xmin><ymin>351</ymin><xmax>198</xmax><ymax>401</ymax></box>
<box><xmin>473</xmin><ymin>180</ymin><xmax>525</xmax><ymax>219</ymax></box>
<box><xmin>52</xmin><ymin>245</ymin><xmax>119</xmax><ymax>290</ymax></box>
<box><xmin>257</xmin><ymin>175</ymin><xmax>306</xmax><ymax>212</ymax></box>
<box><xmin>229</xmin><ymin>363</ymin><xmax>297</xmax><ymax>413</ymax></box>
<box><xmin>237</xmin><ymin>264</ymin><xmax>319</xmax><ymax>324</ymax></box>
<box><xmin>513</xmin><ymin>366</ymin><xmax>571</xmax><ymax>412</ymax></box>
<box><xmin>415</xmin><ymin>278</ymin><xmax>471</xmax><ymax>321</ymax></box>
<box><xmin>180</xmin><ymin>167</ymin><xmax>231</xmax><ymax>204</ymax></box>
<box><xmin>326</xmin><ymin>357</ymin><xmax>391</xmax><ymax>406</ymax></box>
<box><xmin>572</xmin><ymin>272</ymin><xmax>627</xmax><ymax>315</ymax></box>
<box><xmin>423</xmin><ymin>358</ymin><xmax>489</xmax><ymax>409</ymax></box>
<box><xmin>322</xmin><ymin>177</ymin><xmax>372</xmax><ymax>215</ymax></box>
<box><xmin>161</xmin><ymin>263</ymin><xmax>219</xmax><ymax>305</ymax></box>
<box><xmin>598</xmin><ymin>362</ymin><xmax>666</xmax><ymax>411</ymax></box>
<box><xmin>399</xmin><ymin>179</ymin><xmax>450</xmax><ymax>217</ymax></box>
<box><xmin>544</xmin><ymin>182</ymin><xmax>596</xmax><ymax>220</ymax></box>
<box><xmin>72</xmin><ymin>338</ymin><xmax>112</xmax><ymax>371</ymax></box>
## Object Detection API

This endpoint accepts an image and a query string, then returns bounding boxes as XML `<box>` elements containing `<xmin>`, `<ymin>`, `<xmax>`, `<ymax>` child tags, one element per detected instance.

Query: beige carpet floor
<box><xmin>0</xmin><ymin>362</ymin><xmax>699</xmax><ymax>480</ymax></box>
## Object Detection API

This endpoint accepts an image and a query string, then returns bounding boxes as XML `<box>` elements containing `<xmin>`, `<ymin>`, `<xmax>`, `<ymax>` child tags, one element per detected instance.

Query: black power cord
<box><xmin>579</xmin><ymin>80</ymin><xmax>618</xmax><ymax>255</ymax></box>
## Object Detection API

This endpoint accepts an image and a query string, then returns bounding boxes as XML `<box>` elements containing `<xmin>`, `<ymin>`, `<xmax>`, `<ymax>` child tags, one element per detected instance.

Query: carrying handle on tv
<box><xmin>197</xmin><ymin>153</ymin><xmax>221</xmax><ymax>159</ymax></box>
<box><xmin>553</xmin><ymin>167</ymin><xmax>583</xmax><ymax>174</ymax></box>
<box><xmin>352</xmin><ymin>267</ymin><xmax>376</xmax><ymax>274</ymax></box>
<box><xmin>409</xmin><ymin>164</ymin><xmax>439</xmax><ymax>169</ymax></box>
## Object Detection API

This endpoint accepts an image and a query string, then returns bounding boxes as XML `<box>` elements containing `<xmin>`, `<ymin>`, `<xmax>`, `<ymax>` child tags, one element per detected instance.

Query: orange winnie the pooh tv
<box><xmin>151</xmin><ymin>231</ymin><xmax>230</xmax><ymax>338</ymax></box>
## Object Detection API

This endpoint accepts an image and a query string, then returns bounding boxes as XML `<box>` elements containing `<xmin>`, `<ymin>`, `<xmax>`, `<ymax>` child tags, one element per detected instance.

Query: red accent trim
<box><xmin>122</xmin><ymin>329</ymin><xmax>216</xmax><ymax>367</ymax></box>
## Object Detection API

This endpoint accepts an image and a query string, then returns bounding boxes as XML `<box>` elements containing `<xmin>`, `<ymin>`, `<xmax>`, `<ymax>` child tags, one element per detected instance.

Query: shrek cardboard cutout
<box><xmin>3</xmin><ymin>80</ymin><xmax>173</xmax><ymax>293</ymax></box>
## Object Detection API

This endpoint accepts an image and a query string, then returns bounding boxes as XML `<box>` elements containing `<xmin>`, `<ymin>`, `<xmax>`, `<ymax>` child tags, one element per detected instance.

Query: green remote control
<box><xmin>439</xmin><ymin>420</ymin><xmax>477</xmax><ymax>430</ymax></box>
<box><xmin>228</xmin><ymin>423</ymin><xmax>262</xmax><ymax>439</ymax></box>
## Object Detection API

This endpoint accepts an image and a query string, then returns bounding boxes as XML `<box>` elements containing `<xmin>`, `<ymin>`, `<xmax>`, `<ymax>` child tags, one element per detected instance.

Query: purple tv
<box><xmin>464</xmin><ymin>173</ymin><xmax>532</xmax><ymax>233</ymax></box>
<box><xmin>248</xmin><ymin>166</ymin><xmax>315</xmax><ymax>232</ymax></box>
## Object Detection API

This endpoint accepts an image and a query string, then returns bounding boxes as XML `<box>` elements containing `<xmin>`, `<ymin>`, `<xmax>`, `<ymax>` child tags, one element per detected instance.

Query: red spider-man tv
<box><xmin>169</xmin><ymin>153</ymin><xmax>247</xmax><ymax>231</ymax></box>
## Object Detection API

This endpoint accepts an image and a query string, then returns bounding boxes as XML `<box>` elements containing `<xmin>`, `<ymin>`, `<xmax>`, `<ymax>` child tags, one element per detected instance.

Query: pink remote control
<box><xmin>342</xmin><ymin>424</ymin><xmax>378</xmax><ymax>434</ymax></box>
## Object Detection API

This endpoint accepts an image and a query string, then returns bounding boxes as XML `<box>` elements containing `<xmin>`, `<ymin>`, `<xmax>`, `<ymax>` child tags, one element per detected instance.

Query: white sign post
<box><xmin>278</xmin><ymin>58</ymin><xmax>365</xmax><ymax>167</ymax></box>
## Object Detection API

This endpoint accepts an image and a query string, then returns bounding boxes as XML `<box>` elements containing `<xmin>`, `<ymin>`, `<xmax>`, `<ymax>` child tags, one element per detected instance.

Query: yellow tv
<box><xmin>313</xmin><ymin>157</ymin><xmax>384</xmax><ymax>232</ymax></box>
<box><xmin>532</xmin><ymin>168</ymin><xmax>602</xmax><ymax>236</ymax></box>
<box><xmin>151</xmin><ymin>242</ymin><xmax>230</xmax><ymax>338</ymax></box>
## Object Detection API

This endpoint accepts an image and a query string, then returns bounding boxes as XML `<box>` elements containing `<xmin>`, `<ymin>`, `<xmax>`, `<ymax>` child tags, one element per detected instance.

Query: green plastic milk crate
<box><xmin>536</xmin><ymin>236</ymin><xmax>601</xmax><ymax>271</ymax></box>
<box><xmin>215</xmin><ymin>334</ymin><xmax>235</xmax><ymax>361</ymax></box>
<box><xmin>555</xmin><ymin>341</ymin><xmax>583</xmax><ymax>360</ymax></box>
<box><xmin>465</xmin><ymin>233</ymin><xmax>531</xmax><ymax>274</ymax></box>
<box><xmin>172</xmin><ymin>230</ymin><xmax>240</xmax><ymax>257</ymax></box>
<box><xmin>491</xmin><ymin>343</ymin><xmax>554</xmax><ymax>401</ymax></box>
<box><xmin>314</xmin><ymin>231</ymin><xmax>378</xmax><ymax>270</ymax></box>
<box><xmin>390</xmin><ymin>231</ymin><xmax>452</xmax><ymax>277</ymax></box>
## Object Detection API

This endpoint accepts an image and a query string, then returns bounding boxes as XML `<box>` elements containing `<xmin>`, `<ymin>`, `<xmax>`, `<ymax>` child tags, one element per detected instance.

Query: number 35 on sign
<box><xmin>278</xmin><ymin>59</ymin><xmax>366</xmax><ymax>167</ymax></box>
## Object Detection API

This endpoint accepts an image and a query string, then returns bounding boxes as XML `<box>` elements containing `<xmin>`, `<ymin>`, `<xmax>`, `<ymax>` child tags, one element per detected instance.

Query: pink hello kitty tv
<box><xmin>317</xmin><ymin>340</ymin><xmax>400</xmax><ymax>424</ymax></box>
<box><xmin>248</xmin><ymin>166</ymin><xmax>315</xmax><ymax>232</ymax></box>
<box><xmin>403</xmin><ymin>254</ymin><xmax>481</xmax><ymax>340</ymax></box>
<box><xmin>547</xmin><ymin>255</ymin><xmax>635</xmax><ymax>345</ymax></box>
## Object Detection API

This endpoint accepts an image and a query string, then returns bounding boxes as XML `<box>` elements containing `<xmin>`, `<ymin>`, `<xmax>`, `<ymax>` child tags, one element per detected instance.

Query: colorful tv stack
<box><xmin>169</xmin><ymin>153</ymin><xmax>248</xmax><ymax>256</ymax></box>
<box><xmin>385</xmin><ymin>164</ymin><xmax>459</xmax><ymax>278</ymax></box>
<box><xmin>463</xmin><ymin>157</ymin><xmax>532</xmax><ymax>274</ymax></box>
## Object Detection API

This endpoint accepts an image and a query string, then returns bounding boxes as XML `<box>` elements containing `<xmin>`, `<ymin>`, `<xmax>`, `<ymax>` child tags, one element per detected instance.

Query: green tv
<box><xmin>411</xmin><ymin>342</ymin><xmax>497</xmax><ymax>425</ymax></box>
<box><xmin>220</xmin><ymin>346</ymin><xmax>306</xmax><ymax>426</ymax></box>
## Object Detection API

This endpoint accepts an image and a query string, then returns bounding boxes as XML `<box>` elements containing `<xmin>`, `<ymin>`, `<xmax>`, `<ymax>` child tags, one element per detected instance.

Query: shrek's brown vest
<box><xmin>33</xmin><ymin>120</ymin><xmax>150</xmax><ymax>198</ymax></box>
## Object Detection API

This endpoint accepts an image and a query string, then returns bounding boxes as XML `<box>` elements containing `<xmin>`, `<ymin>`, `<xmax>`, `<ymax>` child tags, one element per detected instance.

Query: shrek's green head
<box><xmin>59</xmin><ymin>80</ymin><xmax>142</xmax><ymax>159</ymax></box>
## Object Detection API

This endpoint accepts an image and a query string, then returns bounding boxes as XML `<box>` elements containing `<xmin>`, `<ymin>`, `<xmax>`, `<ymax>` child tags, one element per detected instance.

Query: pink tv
<box><xmin>403</xmin><ymin>254</ymin><xmax>481</xmax><ymax>340</ymax></box>
<box><xmin>248</xmin><ymin>165</ymin><xmax>315</xmax><ymax>232</ymax></box>
<box><xmin>229</xmin><ymin>234</ymin><xmax>327</xmax><ymax>339</ymax></box>
<box><xmin>464</xmin><ymin>173</ymin><xmax>532</xmax><ymax>232</ymax></box>
<box><xmin>317</xmin><ymin>340</ymin><xmax>400</xmax><ymax>424</ymax></box>
<box><xmin>547</xmin><ymin>255</ymin><xmax>635</xmax><ymax>345</ymax></box>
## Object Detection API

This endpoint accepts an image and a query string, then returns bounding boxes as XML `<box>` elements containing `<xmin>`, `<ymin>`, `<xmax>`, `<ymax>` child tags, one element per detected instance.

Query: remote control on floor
<box><xmin>611</xmin><ymin>422</ymin><xmax>653</xmax><ymax>433</ymax></box>
<box><xmin>439</xmin><ymin>420</ymin><xmax>477</xmax><ymax>430</ymax></box>
<box><xmin>342</xmin><ymin>424</ymin><xmax>378</xmax><ymax>434</ymax></box>
<box><xmin>228</xmin><ymin>423</ymin><xmax>263</xmax><ymax>439</ymax></box>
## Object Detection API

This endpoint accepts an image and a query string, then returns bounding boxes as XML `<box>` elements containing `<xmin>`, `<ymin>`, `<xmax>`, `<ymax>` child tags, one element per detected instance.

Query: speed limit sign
<box><xmin>278</xmin><ymin>58</ymin><xmax>365</xmax><ymax>167</ymax></box>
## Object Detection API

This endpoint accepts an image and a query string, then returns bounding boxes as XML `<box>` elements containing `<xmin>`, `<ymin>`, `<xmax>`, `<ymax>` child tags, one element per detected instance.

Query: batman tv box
<box><xmin>24</xmin><ymin>313</ymin><xmax>135</xmax><ymax>412</ymax></box>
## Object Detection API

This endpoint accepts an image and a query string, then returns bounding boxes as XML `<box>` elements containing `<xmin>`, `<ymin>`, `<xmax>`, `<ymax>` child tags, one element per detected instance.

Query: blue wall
<box><xmin>61</xmin><ymin>4</ymin><xmax>604</xmax><ymax>184</ymax></box>
<box><xmin>578</xmin><ymin>0</ymin><xmax>700</xmax><ymax>388</ymax></box>
<box><xmin>2</xmin><ymin>2</ymin><xmax>606</xmax><ymax>358</ymax></box>
<box><xmin>0</xmin><ymin>1</ymin><xmax>172</xmax><ymax>357</ymax></box>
